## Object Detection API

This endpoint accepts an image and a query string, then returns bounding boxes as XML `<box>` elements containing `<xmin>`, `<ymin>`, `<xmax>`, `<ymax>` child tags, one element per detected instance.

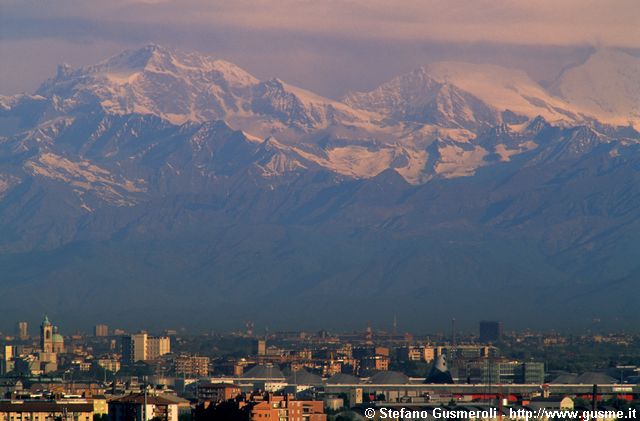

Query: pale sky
<box><xmin>1</xmin><ymin>0</ymin><xmax>639</xmax><ymax>97</ymax></box>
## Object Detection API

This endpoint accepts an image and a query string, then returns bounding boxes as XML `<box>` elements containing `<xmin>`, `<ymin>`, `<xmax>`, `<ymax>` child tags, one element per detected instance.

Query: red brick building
<box><xmin>247</xmin><ymin>395</ymin><xmax>326</xmax><ymax>421</ymax></box>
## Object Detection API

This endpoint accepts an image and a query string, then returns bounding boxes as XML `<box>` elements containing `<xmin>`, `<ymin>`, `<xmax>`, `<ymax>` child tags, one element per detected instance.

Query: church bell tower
<box><xmin>40</xmin><ymin>315</ymin><xmax>53</xmax><ymax>353</ymax></box>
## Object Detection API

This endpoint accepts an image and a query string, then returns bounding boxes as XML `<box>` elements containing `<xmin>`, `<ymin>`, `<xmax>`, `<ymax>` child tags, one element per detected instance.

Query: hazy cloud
<box><xmin>3</xmin><ymin>0</ymin><xmax>638</xmax><ymax>47</ymax></box>
<box><xmin>1</xmin><ymin>0</ymin><xmax>638</xmax><ymax>95</ymax></box>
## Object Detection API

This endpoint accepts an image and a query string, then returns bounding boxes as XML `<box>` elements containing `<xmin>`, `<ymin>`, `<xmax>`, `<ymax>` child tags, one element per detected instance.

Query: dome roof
<box><xmin>552</xmin><ymin>372</ymin><xmax>616</xmax><ymax>385</ymax></box>
<box><xmin>241</xmin><ymin>364</ymin><xmax>285</xmax><ymax>379</ymax></box>
<box><xmin>326</xmin><ymin>373</ymin><xmax>361</xmax><ymax>385</ymax></box>
<box><xmin>551</xmin><ymin>374</ymin><xmax>578</xmax><ymax>384</ymax></box>
<box><xmin>627</xmin><ymin>376</ymin><xmax>640</xmax><ymax>384</ymax></box>
<box><xmin>52</xmin><ymin>333</ymin><xmax>64</xmax><ymax>343</ymax></box>
<box><xmin>287</xmin><ymin>369</ymin><xmax>322</xmax><ymax>385</ymax></box>
<box><xmin>575</xmin><ymin>372</ymin><xmax>616</xmax><ymax>384</ymax></box>
<box><xmin>368</xmin><ymin>371</ymin><xmax>409</xmax><ymax>384</ymax></box>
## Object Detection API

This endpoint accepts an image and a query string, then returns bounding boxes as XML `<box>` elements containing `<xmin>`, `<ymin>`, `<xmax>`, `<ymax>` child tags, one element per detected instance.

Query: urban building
<box><xmin>16</xmin><ymin>322</ymin><xmax>28</xmax><ymax>340</ymax></box>
<box><xmin>324</xmin><ymin>397</ymin><xmax>344</xmax><ymax>411</ymax></box>
<box><xmin>147</xmin><ymin>336</ymin><xmax>171</xmax><ymax>360</ymax></box>
<box><xmin>479</xmin><ymin>321</ymin><xmax>503</xmax><ymax>342</ymax></box>
<box><xmin>95</xmin><ymin>324</ymin><xmax>109</xmax><ymax>337</ymax></box>
<box><xmin>360</xmin><ymin>355</ymin><xmax>390</xmax><ymax>372</ymax></box>
<box><xmin>108</xmin><ymin>394</ymin><xmax>183</xmax><ymax>421</ymax></box>
<box><xmin>460</xmin><ymin>359</ymin><xmax>545</xmax><ymax>384</ymax></box>
<box><xmin>423</xmin><ymin>347</ymin><xmax>436</xmax><ymax>362</ymax></box>
<box><xmin>175</xmin><ymin>355</ymin><xmax>210</xmax><ymax>377</ymax></box>
<box><xmin>257</xmin><ymin>340</ymin><xmax>266</xmax><ymax>356</ymax></box>
<box><xmin>33</xmin><ymin>315</ymin><xmax>64</xmax><ymax>373</ymax></box>
<box><xmin>355</xmin><ymin>347</ymin><xmax>390</xmax><ymax>373</ymax></box>
<box><xmin>197</xmin><ymin>383</ymin><xmax>241</xmax><ymax>402</ymax></box>
<box><xmin>0</xmin><ymin>346</ymin><xmax>14</xmax><ymax>375</ymax></box>
<box><xmin>123</xmin><ymin>334</ymin><xmax>145</xmax><ymax>363</ymax></box>
<box><xmin>52</xmin><ymin>327</ymin><xmax>65</xmax><ymax>353</ymax></box>
<box><xmin>249</xmin><ymin>397</ymin><xmax>326</xmax><ymax>421</ymax></box>
<box><xmin>523</xmin><ymin>362</ymin><xmax>545</xmax><ymax>384</ymax></box>
<box><xmin>91</xmin><ymin>396</ymin><xmax>108</xmax><ymax>417</ymax></box>
<box><xmin>40</xmin><ymin>315</ymin><xmax>53</xmax><ymax>353</ymax></box>
<box><xmin>0</xmin><ymin>400</ymin><xmax>94</xmax><ymax>421</ymax></box>
<box><xmin>122</xmin><ymin>333</ymin><xmax>171</xmax><ymax>363</ymax></box>
<box><xmin>497</xmin><ymin>360</ymin><xmax>522</xmax><ymax>383</ymax></box>
<box><xmin>39</xmin><ymin>315</ymin><xmax>64</xmax><ymax>354</ymax></box>
<box><xmin>398</xmin><ymin>346</ymin><xmax>423</xmax><ymax>362</ymax></box>
<box><xmin>71</xmin><ymin>359</ymin><xmax>93</xmax><ymax>372</ymax></box>
<box><xmin>97</xmin><ymin>358</ymin><xmax>121</xmax><ymax>373</ymax></box>
<box><xmin>527</xmin><ymin>396</ymin><xmax>574</xmax><ymax>411</ymax></box>
<box><xmin>195</xmin><ymin>394</ymin><xmax>327</xmax><ymax>421</ymax></box>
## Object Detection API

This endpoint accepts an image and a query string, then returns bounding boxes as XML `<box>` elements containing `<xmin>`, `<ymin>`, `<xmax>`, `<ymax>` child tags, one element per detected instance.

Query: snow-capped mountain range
<box><xmin>1</xmin><ymin>45</ymin><xmax>640</xmax><ymax>328</ymax></box>
<box><xmin>2</xmin><ymin>45</ymin><xmax>638</xmax><ymax>195</ymax></box>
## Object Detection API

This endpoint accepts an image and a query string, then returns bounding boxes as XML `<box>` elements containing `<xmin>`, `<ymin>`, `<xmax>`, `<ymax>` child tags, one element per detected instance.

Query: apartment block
<box><xmin>122</xmin><ymin>333</ymin><xmax>171</xmax><ymax>363</ymax></box>
<box><xmin>95</xmin><ymin>324</ymin><xmax>109</xmax><ymax>337</ymax></box>
<box><xmin>175</xmin><ymin>355</ymin><xmax>210</xmax><ymax>377</ymax></box>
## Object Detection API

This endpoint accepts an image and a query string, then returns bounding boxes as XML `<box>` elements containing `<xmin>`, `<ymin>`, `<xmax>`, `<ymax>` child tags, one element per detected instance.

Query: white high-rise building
<box><xmin>147</xmin><ymin>336</ymin><xmax>170</xmax><ymax>360</ymax></box>
<box><xmin>122</xmin><ymin>333</ymin><xmax>170</xmax><ymax>362</ymax></box>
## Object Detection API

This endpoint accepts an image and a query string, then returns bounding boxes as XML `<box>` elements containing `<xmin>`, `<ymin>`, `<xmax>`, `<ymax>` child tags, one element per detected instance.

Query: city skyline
<box><xmin>1</xmin><ymin>312</ymin><xmax>639</xmax><ymax>420</ymax></box>
<box><xmin>2</xmin><ymin>315</ymin><xmax>636</xmax><ymax>339</ymax></box>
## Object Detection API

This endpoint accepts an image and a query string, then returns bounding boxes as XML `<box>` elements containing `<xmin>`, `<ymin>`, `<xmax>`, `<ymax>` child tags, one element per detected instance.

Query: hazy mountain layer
<box><xmin>0</xmin><ymin>45</ymin><xmax>639</xmax><ymax>331</ymax></box>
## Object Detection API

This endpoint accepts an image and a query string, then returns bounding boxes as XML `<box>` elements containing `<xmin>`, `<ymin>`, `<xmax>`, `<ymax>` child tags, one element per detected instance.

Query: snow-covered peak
<box><xmin>344</xmin><ymin>66</ymin><xmax>498</xmax><ymax>129</ymax></box>
<box><xmin>96</xmin><ymin>43</ymin><xmax>172</xmax><ymax>73</ymax></box>
<box><xmin>41</xmin><ymin>44</ymin><xmax>258</xmax><ymax>90</ymax></box>
<box><xmin>6</xmin><ymin>44</ymin><xmax>638</xmax><ymax>189</ymax></box>
<box><xmin>344</xmin><ymin>67</ymin><xmax>440</xmax><ymax>115</ymax></box>
<box><xmin>346</xmin><ymin>61</ymin><xmax>592</xmax><ymax>129</ymax></box>
<box><xmin>551</xmin><ymin>49</ymin><xmax>640</xmax><ymax>129</ymax></box>
<box><xmin>23</xmin><ymin>44</ymin><xmax>381</xmax><ymax>133</ymax></box>
<box><xmin>34</xmin><ymin>44</ymin><xmax>262</xmax><ymax>124</ymax></box>
<box><xmin>423</xmin><ymin>61</ymin><xmax>582</xmax><ymax>124</ymax></box>
<box><xmin>93</xmin><ymin>44</ymin><xmax>259</xmax><ymax>87</ymax></box>
<box><xmin>250</xmin><ymin>78</ymin><xmax>373</xmax><ymax>130</ymax></box>
<box><xmin>38</xmin><ymin>44</ymin><xmax>177</xmax><ymax>89</ymax></box>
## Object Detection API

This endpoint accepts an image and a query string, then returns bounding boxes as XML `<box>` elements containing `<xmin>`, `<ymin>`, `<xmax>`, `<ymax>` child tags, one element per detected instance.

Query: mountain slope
<box><xmin>35</xmin><ymin>44</ymin><xmax>258</xmax><ymax>124</ymax></box>
<box><xmin>0</xmin><ymin>45</ymin><xmax>639</xmax><ymax>331</ymax></box>
<box><xmin>551</xmin><ymin>49</ymin><xmax>640</xmax><ymax>129</ymax></box>
<box><xmin>345</xmin><ymin>62</ymin><xmax>586</xmax><ymax>126</ymax></box>
<box><xmin>344</xmin><ymin>67</ymin><xmax>499</xmax><ymax>130</ymax></box>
